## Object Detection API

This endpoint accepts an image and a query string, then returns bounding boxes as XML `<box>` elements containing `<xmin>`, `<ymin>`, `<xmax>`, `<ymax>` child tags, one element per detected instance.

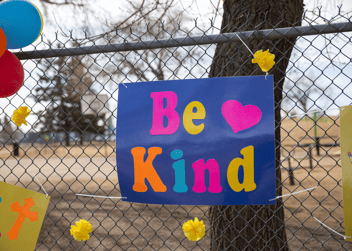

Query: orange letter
<box><xmin>131</xmin><ymin>147</ymin><xmax>167</xmax><ymax>192</ymax></box>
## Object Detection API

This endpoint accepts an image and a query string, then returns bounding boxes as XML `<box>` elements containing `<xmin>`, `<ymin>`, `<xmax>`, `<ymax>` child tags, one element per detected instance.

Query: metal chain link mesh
<box><xmin>1</xmin><ymin>11</ymin><xmax>352</xmax><ymax>250</ymax></box>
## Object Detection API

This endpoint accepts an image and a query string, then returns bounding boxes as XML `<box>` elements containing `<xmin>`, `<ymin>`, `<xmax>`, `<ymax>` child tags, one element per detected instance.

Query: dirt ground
<box><xmin>0</xmin><ymin>141</ymin><xmax>116</xmax><ymax>160</ymax></box>
<box><xmin>3</xmin><ymin>116</ymin><xmax>351</xmax><ymax>250</ymax></box>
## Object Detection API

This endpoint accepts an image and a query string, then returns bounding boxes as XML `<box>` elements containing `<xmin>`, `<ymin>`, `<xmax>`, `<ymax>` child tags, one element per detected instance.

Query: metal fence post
<box><xmin>287</xmin><ymin>156</ymin><xmax>295</xmax><ymax>185</ymax></box>
<box><xmin>308</xmin><ymin>144</ymin><xmax>313</xmax><ymax>169</ymax></box>
<box><xmin>13</xmin><ymin>142</ymin><xmax>19</xmax><ymax>156</ymax></box>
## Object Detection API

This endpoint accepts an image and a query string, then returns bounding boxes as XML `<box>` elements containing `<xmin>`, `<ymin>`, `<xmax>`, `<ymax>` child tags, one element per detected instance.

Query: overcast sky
<box><xmin>27</xmin><ymin>0</ymin><xmax>352</xmax><ymax>41</ymax></box>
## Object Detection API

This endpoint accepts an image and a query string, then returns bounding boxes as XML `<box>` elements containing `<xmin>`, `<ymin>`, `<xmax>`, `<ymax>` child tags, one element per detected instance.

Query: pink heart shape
<box><xmin>222</xmin><ymin>100</ymin><xmax>262</xmax><ymax>134</ymax></box>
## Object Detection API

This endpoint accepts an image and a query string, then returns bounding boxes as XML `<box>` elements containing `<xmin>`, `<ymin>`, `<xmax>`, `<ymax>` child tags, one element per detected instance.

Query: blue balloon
<box><xmin>0</xmin><ymin>0</ymin><xmax>43</xmax><ymax>49</ymax></box>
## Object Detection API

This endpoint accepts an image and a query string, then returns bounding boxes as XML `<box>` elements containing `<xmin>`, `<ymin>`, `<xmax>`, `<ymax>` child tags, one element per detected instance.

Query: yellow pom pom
<box><xmin>11</xmin><ymin>106</ymin><xmax>30</xmax><ymax>127</ymax></box>
<box><xmin>182</xmin><ymin>217</ymin><xmax>205</xmax><ymax>241</ymax></box>
<box><xmin>252</xmin><ymin>49</ymin><xmax>275</xmax><ymax>72</ymax></box>
<box><xmin>70</xmin><ymin>219</ymin><xmax>93</xmax><ymax>241</ymax></box>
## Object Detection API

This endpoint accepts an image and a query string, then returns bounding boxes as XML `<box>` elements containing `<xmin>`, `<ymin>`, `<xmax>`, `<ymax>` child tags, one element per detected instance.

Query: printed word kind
<box><xmin>131</xmin><ymin>146</ymin><xmax>256</xmax><ymax>193</ymax></box>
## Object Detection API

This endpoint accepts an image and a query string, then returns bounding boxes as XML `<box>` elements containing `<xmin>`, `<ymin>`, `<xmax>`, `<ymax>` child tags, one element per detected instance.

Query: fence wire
<box><xmin>1</xmin><ymin>11</ymin><xmax>352</xmax><ymax>250</ymax></box>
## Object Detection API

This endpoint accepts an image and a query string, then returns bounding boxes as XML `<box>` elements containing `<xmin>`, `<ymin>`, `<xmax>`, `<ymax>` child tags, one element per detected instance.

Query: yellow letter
<box><xmin>183</xmin><ymin>101</ymin><xmax>206</xmax><ymax>135</ymax></box>
<box><xmin>227</xmin><ymin>145</ymin><xmax>256</xmax><ymax>192</ymax></box>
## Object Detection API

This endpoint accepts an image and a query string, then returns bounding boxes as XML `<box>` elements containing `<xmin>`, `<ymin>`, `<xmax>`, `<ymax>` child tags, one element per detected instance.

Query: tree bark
<box><xmin>208</xmin><ymin>0</ymin><xmax>304</xmax><ymax>250</ymax></box>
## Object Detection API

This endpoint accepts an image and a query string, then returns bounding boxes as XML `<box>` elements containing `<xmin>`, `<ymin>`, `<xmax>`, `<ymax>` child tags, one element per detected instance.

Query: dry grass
<box><xmin>7</xmin><ymin>116</ymin><xmax>350</xmax><ymax>250</ymax></box>
<box><xmin>0</xmin><ymin>141</ymin><xmax>116</xmax><ymax>160</ymax></box>
<box><xmin>280</xmin><ymin>116</ymin><xmax>348</xmax><ymax>250</ymax></box>
<box><xmin>281</xmin><ymin>115</ymin><xmax>340</xmax><ymax>146</ymax></box>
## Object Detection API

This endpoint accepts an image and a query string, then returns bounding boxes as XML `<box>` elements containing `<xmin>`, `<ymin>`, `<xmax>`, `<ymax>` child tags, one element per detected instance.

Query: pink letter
<box><xmin>192</xmin><ymin>159</ymin><xmax>222</xmax><ymax>193</ymax></box>
<box><xmin>150</xmin><ymin>91</ymin><xmax>180</xmax><ymax>135</ymax></box>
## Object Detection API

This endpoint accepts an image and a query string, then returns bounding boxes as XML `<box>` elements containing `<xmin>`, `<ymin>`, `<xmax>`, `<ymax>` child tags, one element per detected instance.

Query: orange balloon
<box><xmin>0</xmin><ymin>27</ymin><xmax>6</xmax><ymax>58</ymax></box>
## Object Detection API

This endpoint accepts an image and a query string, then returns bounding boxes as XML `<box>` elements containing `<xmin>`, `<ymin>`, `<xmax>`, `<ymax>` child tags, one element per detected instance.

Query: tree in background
<box><xmin>65</xmin><ymin>43</ymin><xmax>105</xmax><ymax>145</ymax></box>
<box><xmin>208</xmin><ymin>0</ymin><xmax>304</xmax><ymax>250</ymax></box>
<box><xmin>33</xmin><ymin>43</ymin><xmax>104</xmax><ymax>146</ymax></box>
<box><xmin>0</xmin><ymin>116</ymin><xmax>14</xmax><ymax>145</ymax></box>
<box><xmin>37</xmin><ymin>0</ymin><xmax>180</xmax><ymax>44</ymax></box>
<box><xmin>100</xmin><ymin>3</ymin><xmax>203</xmax><ymax>83</ymax></box>
<box><xmin>31</xmin><ymin>0</ymin><xmax>197</xmax><ymax>144</ymax></box>
<box><xmin>283</xmin><ymin>71</ymin><xmax>333</xmax><ymax>117</ymax></box>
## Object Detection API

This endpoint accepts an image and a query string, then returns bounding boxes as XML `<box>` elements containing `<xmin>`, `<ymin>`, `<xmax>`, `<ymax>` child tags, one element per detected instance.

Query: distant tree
<box><xmin>66</xmin><ymin>42</ymin><xmax>95</xmax><ymax>95</ymax></box>
<box><xmin>65</xmin><ymin>44</ymin><xmax>102</xmax><ymax>145</ymax></box>
<box><xmin>37</xmin><ymin>0</ymin><xmax>180</xmax><ymax>45</ymax></box>
<box><xmin>33</xmin><ymin>44</ymin><xmax>104</xmax><ymax>146</ymax></box>
<box><xmin>1</xmin><ymin>116</ymin><xmax>14</xmax><ymax>145</ymax></box>
<box><xmin>71</xmin><ymin>0</ymin><xmax>206</xmax><ymax>102</ymax></box>
<box><xmin>283</xmin><ymin>71</ymin><xmax>333</xmax><ymax>117</ymax></box>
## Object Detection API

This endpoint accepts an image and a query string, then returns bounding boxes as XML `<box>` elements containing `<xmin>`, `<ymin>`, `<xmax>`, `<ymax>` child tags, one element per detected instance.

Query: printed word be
<box><xmin>150</xmin><ymin>91</ymin><xmax>206</xmax><ymax>135</ymax></box>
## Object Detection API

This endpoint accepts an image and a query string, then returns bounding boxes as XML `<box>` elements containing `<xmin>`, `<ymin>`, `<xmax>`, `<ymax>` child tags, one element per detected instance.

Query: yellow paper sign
<box><xmin>0</xmin><ymin>181</ymin><xmax>50</xmax><ymax>250</ymax></box>
<box><xmin>340</xmin><ymin>105</ymin><xmax>352</xmax><ymax>241</ymax></box>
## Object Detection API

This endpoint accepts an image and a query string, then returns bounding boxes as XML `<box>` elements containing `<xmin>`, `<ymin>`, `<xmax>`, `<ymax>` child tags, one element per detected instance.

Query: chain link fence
<box><xmin>1</xmin><ymin>11</ymin><xmax>352</xmax><ymax>250</ymax></box>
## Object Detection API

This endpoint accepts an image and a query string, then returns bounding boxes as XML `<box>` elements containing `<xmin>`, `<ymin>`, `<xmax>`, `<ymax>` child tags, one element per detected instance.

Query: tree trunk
<box><xmin>208</xmin><ymin>0</ymin><xmax>304</xmax><ymax>250</ymax></box>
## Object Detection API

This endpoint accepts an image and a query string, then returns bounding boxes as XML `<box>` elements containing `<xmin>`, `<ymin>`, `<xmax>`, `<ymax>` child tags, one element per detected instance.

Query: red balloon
<box><xmin>0</xmin><ymin>50</ymin><xmax>24</xmax><ymax>98</ymax></box>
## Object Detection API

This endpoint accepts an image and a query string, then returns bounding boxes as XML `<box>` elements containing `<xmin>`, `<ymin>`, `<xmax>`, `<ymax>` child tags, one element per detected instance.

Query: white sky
<box><xmin>29</xmin><ymin>0</ymin><xmax>352</xmax><ymax>39</ymax></box>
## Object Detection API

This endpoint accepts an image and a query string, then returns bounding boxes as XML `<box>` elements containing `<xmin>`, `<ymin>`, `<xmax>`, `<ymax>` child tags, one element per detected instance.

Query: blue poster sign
<box><xmin>116</xmin><ymin>76</ymin><xmax>275</xmax><ymax>205</ymax></box>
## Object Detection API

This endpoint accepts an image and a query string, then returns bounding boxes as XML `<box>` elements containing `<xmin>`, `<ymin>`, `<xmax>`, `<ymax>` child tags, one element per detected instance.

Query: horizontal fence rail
<box><xmin>14</xmin><ymin>22</ymin><xmax>352</xmax><ymax>60</ymax></box>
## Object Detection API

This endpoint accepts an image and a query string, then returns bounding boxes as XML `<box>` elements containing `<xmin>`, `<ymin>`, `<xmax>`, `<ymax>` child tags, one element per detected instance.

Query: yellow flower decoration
<box><xmin>11</xmin><ymin>106</ymin><xmax>30</xmax><ymax>126</ymax></box>
<box><xmin>182</xmin><ymin>217</ymin><xmax>205</xmax><ymax>241</ymax></box>
<box><xmin>70</xmin><ymin>219</ymin><xmax>93</xmax><ymax>241</ymax></box>
<box><xmin>252</xmin><ymin>49</ymin><xmax>275</xmax><ymax>72</ymax></box>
